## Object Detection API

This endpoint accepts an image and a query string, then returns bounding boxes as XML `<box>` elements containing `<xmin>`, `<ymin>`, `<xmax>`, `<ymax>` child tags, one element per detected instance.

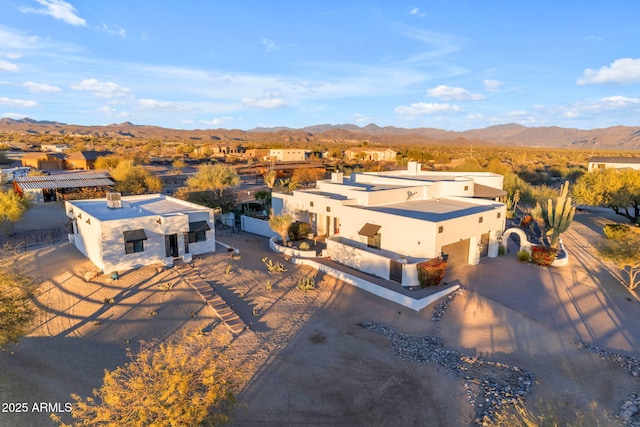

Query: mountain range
<box><xmin>2</xmin><ymin>118</ymin><xmax>640</xmax><ymax>150</ymax></box>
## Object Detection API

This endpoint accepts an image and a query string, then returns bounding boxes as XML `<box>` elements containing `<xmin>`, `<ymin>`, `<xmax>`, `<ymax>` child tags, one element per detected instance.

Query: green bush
<box><xmin>299</xmin><ymin>242</ymin><xmax>310</xmax><ymax>250</ymax></box>
<box><xmin>498</xmin><ymin>245</ymin><xmax>506</xmax><ymax>256</ymax></box>
<box><xmin>416</xmin><ymin>258</ymin><xmax>447</xmax><ymax>288</ymax></box>
<box><xmin>603</xmin><ymin>223</ymin><xmax>630</xmax><ymax>240</ymax></box>
<box><xmin>288</xmin><ymin>221</ymin><xmax>310</xmax><ymax>241</ymax></box>
<box><xmin>517</xmin><ymin>250</ymin><xmax>531</xmax><ymax>262</ymax></box>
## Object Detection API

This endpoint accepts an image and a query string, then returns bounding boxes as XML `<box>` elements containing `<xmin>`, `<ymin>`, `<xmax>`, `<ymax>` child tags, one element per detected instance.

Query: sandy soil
<box><xmin>0</xmin><ymin>205</ymin><xmax>638</xmax><ymax>426</ymax></box>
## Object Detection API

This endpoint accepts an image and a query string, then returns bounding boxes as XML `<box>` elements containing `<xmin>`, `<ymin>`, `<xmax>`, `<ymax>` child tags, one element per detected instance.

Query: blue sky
<box><xmin>1</xmin><ymin>1</ymin><xmax>640</xmax><ymax>131</ymax></box>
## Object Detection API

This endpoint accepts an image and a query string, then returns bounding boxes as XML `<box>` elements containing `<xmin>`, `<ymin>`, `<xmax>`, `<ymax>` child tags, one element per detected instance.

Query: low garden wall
<box><xmin>240</xmin><ymin>215</ymin><xmax>277</xmax><ymax>238</ymax></box>
<box><xmin>269</xmin><ymin>236</ymin><xmax>317</xmax><ymax>258</ymax></box>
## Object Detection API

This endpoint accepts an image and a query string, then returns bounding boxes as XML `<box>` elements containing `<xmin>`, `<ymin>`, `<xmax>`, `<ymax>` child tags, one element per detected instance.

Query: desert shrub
<box><xmin>416</xmin><ymin>258</ymin><xmax>447</xmax><ymax>288</ymax></box>
<box><xmin>517</xmin><ymin>250</ymin><xmax>531</xmax><ymax>262</ymax></box>
<box><xmin>530</xmin><ymin>245</ymin><xmax>558</xmax><ymax>266</ymax></box>
<box><xmin>603</xmin><ymin>223</ymin><xmax>630</xmax><ymax>240</ymax></box>
<box><xmin>299</xmin><ymin>242</ymin><xmax>310</xmax><ymax>250</ymax></box>
<box><xmin>288</xmin><ymin>221</ymin><xmax>310</xmax><ymax>241</ymax></box>
<box><xmin>296</xmin><ymin>276</ymin><xmax>316</xmax><ymax>291</ymax></box>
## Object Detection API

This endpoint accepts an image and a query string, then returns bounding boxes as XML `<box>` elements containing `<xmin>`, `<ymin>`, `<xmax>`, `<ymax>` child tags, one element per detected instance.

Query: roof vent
<box><xmin>106</xmin><ymin>192</ymin><xmax>122</xmax><ymax>209</ymax></box>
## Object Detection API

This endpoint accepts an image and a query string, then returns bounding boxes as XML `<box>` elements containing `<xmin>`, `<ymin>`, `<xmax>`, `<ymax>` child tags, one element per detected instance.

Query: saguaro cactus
<box><xmin>544</xmin><ymin>181</ymin><xmax>576</xmax><ymax>249</ymax></box>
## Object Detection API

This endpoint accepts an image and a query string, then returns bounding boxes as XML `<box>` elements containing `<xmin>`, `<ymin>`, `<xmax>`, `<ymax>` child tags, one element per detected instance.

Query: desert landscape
<box><xmin>0</xmin><ymin>204</ymin><xmax>639</xmax><ymax>426</ymax></box>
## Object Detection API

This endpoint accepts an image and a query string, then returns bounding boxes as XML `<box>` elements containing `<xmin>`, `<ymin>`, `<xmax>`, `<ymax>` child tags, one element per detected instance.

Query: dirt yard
<box><xmin>1</xmin><ymin>205</ymin><xmax>639</xmax><ymax>426</ymax></box>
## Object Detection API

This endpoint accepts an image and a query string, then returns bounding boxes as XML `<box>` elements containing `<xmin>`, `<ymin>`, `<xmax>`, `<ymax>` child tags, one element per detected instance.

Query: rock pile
<box><xmin>359</xmin><ymin>322</ymin><xmax>534</xmax><ymax>424</ymax></box>
<box><xmin>432</xmin><ymin>286</ymin><xmax>465</xmax><ymax>321</ymax></box>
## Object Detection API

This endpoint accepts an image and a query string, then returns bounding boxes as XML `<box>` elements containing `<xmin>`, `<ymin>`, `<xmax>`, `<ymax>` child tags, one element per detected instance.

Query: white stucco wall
<box><xmin>66</xmin><ymin>196</ymin><xmax>215</xmax><ymax>273</ymax></box>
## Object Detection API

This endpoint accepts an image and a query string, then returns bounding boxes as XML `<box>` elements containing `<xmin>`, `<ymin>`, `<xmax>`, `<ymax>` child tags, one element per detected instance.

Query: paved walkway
<box><xmin>453</xmin><ymin>212</ymin><xmax>640</xmax><ymax>355</ymax></box>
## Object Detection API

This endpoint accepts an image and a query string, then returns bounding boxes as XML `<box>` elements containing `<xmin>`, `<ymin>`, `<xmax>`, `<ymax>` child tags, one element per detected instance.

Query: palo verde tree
<box><xmin>110</xmin><ymin>159</ymin><xmax>163</xmax><ymax>195</ymax></box>
<box><xmin>573</xmin><ymin>168</ymin><xmax>640</xmax><ymax>224</ymax></box>
<box><xmin>597</xmin><ymin>228</ymin><xmax>640</xmax><ymax>291</ymax></box>
<box><xmin>542</xmin><ymin>181</ymin><xmax>576</xmax><ymax>249</ymax></box>
<box><xmin>52</xmin><ymin>332</ymin><xmax>244</xmax><ymax>427</ymax></box>
<box><xmin>0</xmin><ymin>265</ymin><xmax>36</xmax><ymax>349</ymax></box>
<box><xmin>268</xmin><ymin>212</ymin><xmax>293</xmax><ymax>246</ymax></box>
<box><xmin>187</xmin><ymin>164</ymin><xmax>240</xmax><ymax>197</ymax></box>
<box><xmin>0</xmin><ymin>189</ymin><xmax>31</xmax><ymax>237</ymax></box>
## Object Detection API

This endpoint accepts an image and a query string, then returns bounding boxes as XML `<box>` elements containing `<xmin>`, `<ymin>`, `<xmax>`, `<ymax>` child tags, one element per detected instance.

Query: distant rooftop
<box><xmin>588</xmin><ymin>156</ymin><xmax>640</xmax><ymax>164</ymax></box>
<box><xmin>68</xmin><ymin>194</ymin><xmax>208</xmax><ymax>221</ymax></box>
<box><xmin>354</xmin><ymin>197</ymin><xmax>501</xmax><ymax>221</ymax></box>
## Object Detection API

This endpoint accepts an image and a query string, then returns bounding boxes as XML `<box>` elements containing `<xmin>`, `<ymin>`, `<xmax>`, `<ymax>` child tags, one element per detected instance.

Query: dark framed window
<box><xmin>123</xmin><ymin>229</ymin><xmax>147</xmax><ymax>254</ymax></box>
<box><xmin>125</xmin><ymin>239</ymin><xmax>144</xmax><ymax>254</ymax></box>
<box><xmin>188</xmin><ymin>230</ymin><xmax>206</xmax><ymax>243</ymax></box>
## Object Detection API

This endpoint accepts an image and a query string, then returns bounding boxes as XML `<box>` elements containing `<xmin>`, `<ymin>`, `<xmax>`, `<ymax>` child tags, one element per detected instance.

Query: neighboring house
<box><xmin>344</xmin><ymin>147</ymin><xmax>397</xmax><ymax>161</ymax></box>
<box><xmin>269</xmin><ymin>148</ymin><xmax>308</xmax><ymax>162</ymax></box>
<box><xmin>21</xmin><ymin>152</ymin><xmax>66</xmax><ymax>170</ymax></box>
<box><xmin>65</xmin><ymin>193</ymin><xmax>216</xmax><ymax>273</ymax></box>
<box><xmin>41</xmin><ymin>144</ymin><xmax>69</xmax><ymax>153</ymax></box>
<box><xmin>587</xmin><ymin>156</ymin><xmax>640</xmax><ymax>171</ymax></box>
<box><xmin>65</xmin><ymin>150</ymin><xmax>113</xmax><ymax>170</ymax></box>
<box><xmin>13</xmin><ymin>172</ymin><xmax>114</xmax><ymax>204</ymax></box>
<box><xmin>0</xmin><ymin>167</ymin><xmax>31</xmax><ymax>184</ymax></box>
<box><xmin>272</xmin><ymin>162</ymin><xmax>506</xmax><ymax>287</ymax></box>
<box><xmin>244</xmin><ymin>148</ymin><xmax>270</xmax><ymax>159</ymax></box>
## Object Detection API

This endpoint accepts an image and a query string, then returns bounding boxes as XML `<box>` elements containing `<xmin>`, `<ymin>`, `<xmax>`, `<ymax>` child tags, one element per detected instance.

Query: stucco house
<box><xmin>65</xmin><ymin>150</ymin><xmax>113</xmax><ymax>170</ymax></box>
<box><xmin>272</xmin><ymin>162</ymin><xmax>506</xmax><ymax>287</ymax></box>
<box><xmin>587</xmin><ymin>156</ymin><xmax>640</xmax><ymax>171</ymax></box>
<box><xmin>21</xmin><ymin>152</ymin><xmax>66</xmax><ymax>170</ymax></box>
<box><xmin>269</xmin><ymin>148</ymin><xmax>308</xmax><ymax>162</ymax></box>
<box><xmin>344</xmin><ymin>147</ymin><xmax>397</xmax><ymax>161</ymax></box>
<box><xmin>65</xmin><ymin>193</ymin><xmax>216</xmax><ymax>273</ymax></box>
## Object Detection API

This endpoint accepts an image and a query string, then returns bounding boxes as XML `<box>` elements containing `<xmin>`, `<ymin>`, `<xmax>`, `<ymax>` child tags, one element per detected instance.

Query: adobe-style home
<box><xmin>65</xmin><ymin>150</ymin><xmax>113</xmax><ymax>170</ymax></box>
<box><xmin>272</xmin><ymin>162</ymin><xmax>506</xmax><ymax>287</ymax></box>
<box><xmin>65</xmin><ymin>193</ymin><xmax>216</xmax><ymax>273</ymax></box>
<box><xmin>21</xmin><ymin>152</ymin><xmax>66</xmax><ymax>170</ymax></box>
<box><xmin>344</xmin><ymin>147</ymin><xmax>397</xmax><ymax>161</ymax></box>
<box><xmin>587</xmin><ymin>156</ymin><xmax>640</xmax><ymax>171</ymax></box>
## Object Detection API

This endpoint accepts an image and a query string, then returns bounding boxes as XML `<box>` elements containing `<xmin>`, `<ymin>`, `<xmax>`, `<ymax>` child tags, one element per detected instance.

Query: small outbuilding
<box><xmin>65</xmin><ymin>193</ymin><xmax>216</xmax><ymax>273</ymax></box>
<box><xmin>13</xmin><ymin>173</ymin><xmax>114</xmax><ymax>204</ymax></box>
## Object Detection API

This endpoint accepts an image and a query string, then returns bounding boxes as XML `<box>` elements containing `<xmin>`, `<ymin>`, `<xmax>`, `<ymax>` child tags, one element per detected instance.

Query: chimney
<box><xmin>407</xmin><ymin>161</ymin><xmax>422</xmax><ymax>175</ymax></box>
<box><xmin>331</xmin><ymin>172</ymin><xmax>344</xmax><ymax>183</ymax></box>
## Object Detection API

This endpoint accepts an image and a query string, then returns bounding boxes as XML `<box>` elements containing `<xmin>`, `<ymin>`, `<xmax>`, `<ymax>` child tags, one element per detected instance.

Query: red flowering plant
<box><xmin>530</xmin><ymin>245</ymin><xmax>558</xmax><ymax>266</ymax></box>
<box><xmin>416</xmin><ymin>258</ymin><xmax>447</xmax><ymax>288</ymax></box>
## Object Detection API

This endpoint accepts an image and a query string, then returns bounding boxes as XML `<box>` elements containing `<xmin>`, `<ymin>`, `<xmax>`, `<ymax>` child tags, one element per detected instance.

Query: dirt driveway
<box><xmin>1</xmin><ymin>206</ymin><xmax>638</xmax><ymax>426</ymax></box>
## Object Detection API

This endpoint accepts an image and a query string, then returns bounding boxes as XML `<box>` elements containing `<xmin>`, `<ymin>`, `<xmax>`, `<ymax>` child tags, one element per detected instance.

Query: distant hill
<box><xmin>2</xmin><ymin>118</ymin><xmax>640</xmax><ymax>149</ymax></box>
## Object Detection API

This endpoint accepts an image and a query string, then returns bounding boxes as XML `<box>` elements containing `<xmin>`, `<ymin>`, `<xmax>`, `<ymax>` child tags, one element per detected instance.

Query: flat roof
<box><xmin>69</xmin><ymin>194</ymin><xmax>208</xmax><ymax>221</ymax></box>
<box><xmin>15</xmin><ymin>173</ymin><xmax>113</xmax><ymax>190</ymax></box>
<box><xmin>353</xmin><ymin>197</ymin><xmax>500</xmax><ymax>221</ymax></box>
<box><xmin>588</xmin><ymin>156</ymin><xmax>640</xmax><ymax>164</ymax></box>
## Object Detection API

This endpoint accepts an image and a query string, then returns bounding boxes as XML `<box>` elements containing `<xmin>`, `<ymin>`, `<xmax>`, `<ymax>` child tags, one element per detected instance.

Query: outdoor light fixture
<box><xmin>156</xmin><ymin>218</ymin><xmax>162</xmax><ymax>224</ymax></box>
<box><xmin>77</xmin><ymin>213</ymin><xmax>82</xmax><ymax>219</ymax></box>
<box><xmin>86</xmin><ymin>218</ymin><xmax>90</xmax><ymax>224</ymax></box>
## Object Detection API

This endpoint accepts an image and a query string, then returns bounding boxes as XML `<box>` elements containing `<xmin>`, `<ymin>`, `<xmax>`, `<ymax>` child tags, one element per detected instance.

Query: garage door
<box><xmin>441</xmin><ymin>239</ymin><xmax>470</xmax><ymax>270</ymax></box>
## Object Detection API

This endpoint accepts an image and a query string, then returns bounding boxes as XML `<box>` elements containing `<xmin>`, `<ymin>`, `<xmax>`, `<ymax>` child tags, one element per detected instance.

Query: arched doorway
<box><xmin>501</xmin><ymin>228</ymin><xmax>531</xmax><ymax>253</ymax></box>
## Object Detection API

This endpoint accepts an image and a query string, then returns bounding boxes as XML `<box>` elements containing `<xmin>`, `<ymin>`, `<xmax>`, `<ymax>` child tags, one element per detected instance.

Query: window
<box><xmin>188</xmin><ymin>221</ymin><xmax>210</xmax><ymax>243</ymax></box>
<box><xmin>326</xmin><ymin>206</ymin><xmax>331</xmax><ymax>212</ymax></box>
<box><xmin>188</xmin><ymin>230</ymin><xmax>206</xmax><ymax>243</ymax></box>
<box><xmin>125</xmin><ymin>239</ymin><xmax>145</xmax><ymax>254</ymax></box>
<box><xmin>367</xmin><ymin>233</ymin><xmax>381</xmax><ymax>250</ymax></box>
<box><xmin>123</xmin><ymin>229</ymin><xmax>147</xmax><ymax>254</ymax></box>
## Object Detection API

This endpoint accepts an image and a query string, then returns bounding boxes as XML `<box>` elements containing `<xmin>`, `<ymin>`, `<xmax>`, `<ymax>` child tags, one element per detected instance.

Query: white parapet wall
<box><xmin>291</xmin><ymin>257</ymin><xmax>460</xmax><ymax>312</ymax></box>
<box><xmin>241</xmin><ymin>215</ymin><xmax>278</xmax><ymax>238</ymax></box>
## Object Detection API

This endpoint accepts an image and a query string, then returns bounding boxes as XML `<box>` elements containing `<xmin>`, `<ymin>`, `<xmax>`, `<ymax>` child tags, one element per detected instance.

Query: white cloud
<box><xmin>242</xmin><ymin>97</ymin><xmax>288</xmax><ymax>109</ymax></box>
<box><xmin>0</xmin><ymin>60</ymin><xmax>20</xmax><ymax>72</ymax></box>
<box><xmin>466</xmin><ymin>113</ymin><xmax>484</xmax><ymax>120</ymax></box>
<box><xmin>483</xmin><ymin>79</ymin><xmax>504</xmax><ymax>92</ymax></box>
<box><xmin>96</xmin><ymin>106</ymin><xmax>131</xmax><ymax>118</ymax></box>
<box><xmin>409</xmin><ymin>8</ymin><xmax>426</xmax><ymax>17</ymax></box>
<box><xmin>261</xmin><ymin>38</ymin><xmax>281</xmax><ymax>54</ymax></box>
<box><xmin>199</xmin><ymin>116</ymin><xmax>233</xmax><ymax>126</ymax></box>
<box><xmin>138</xmin><ymin>98</ymin><xmax>188</xmax><ymax>111</ymax></box>
<box><xmin>352</xmin><ymin>113</ymin><xmax>373</xmax><ymax>124</ymax></box>
<box><xmin>71</xmin><ymin>79</ymin><xmax>129</xmax><ymax>98</ymax></box>
<box><xmin>426</xmin><ymin>85</ymin><xmax>484</xmax><ymax>101</ymax></box>
<box><xmin>578</xmin><ymin>58</ymin><xmax>640</xmax><ymax>85</ymax></box>
<box><xmin>23</xmin><ymin>81</ymin><xmax>62</xmax><ymax>93</ymax></box>
<box><xmin>1</xmin><ymin>112</ymin><xmax>29</xmax><ymax>120</ymax></box>
<box><xmin>0</xmin><ymin>97</ymin><xmax>38</xmax><ymax>108</ymax></box>
<box><xmin>507</xmin><ymin>110</ymin><xmax>528</xmax><ymax>117</ymax></box>
<box><xmin>395</xmin><ymin>102</ymin><xmax>462</xmax><ymax>115</ymax></box>
<box><xmin>600</xmin><ymin>95</ymin><xmax>640</xmax><ymax>107</ymax></box>
<box><xmin>20</xmin><ymin>0</ymin><xmax>86</xmax><ymax>26</ymax></box>
<box><xmin>3</xmin><ymin>53</ymin><xmax>22</xmax><ymax>59</ymax></box>
<box><xmin>99</xmin><ymin>23</ymin><xmax>127</xmax><ymax>38</ymax></box>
